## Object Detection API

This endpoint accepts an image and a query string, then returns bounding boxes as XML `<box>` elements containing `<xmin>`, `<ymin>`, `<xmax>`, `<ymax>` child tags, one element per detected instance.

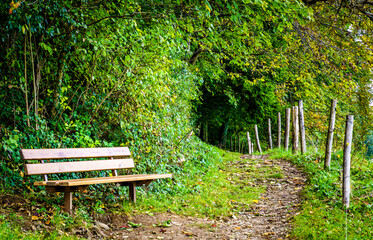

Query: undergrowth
<box><xmin>270</xmin><ymin>148</ymin><xmax>373</xmax><ymax>239</ymax></box>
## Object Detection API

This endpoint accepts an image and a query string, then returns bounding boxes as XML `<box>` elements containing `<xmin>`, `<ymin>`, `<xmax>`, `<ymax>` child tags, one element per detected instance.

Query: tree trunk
<box><xmin>220</xmin><ymin>118</ymin><xmax>230</xmax><ymax>148</ymax></box>
<box><xmin>51</xmin><ymin>51</ymin><xmax>67</xmax><ymax>117</ymax></box>
<box><xmin>24</xmin><ymin>34</ymin><xmax>30</xmax><ymax>127</ymax></box>
<box><xmin>188</xmin><ymin>47</ymin><xmax>206</xmax><ymax>65</ymax></box>
<box><xmin>29</xmin><ymin>30</ymin><xmax>38</xmax><ymax>130</ymax></box>
<box><xmin>230</xmin><ymin>135</ymin><xmax>233</xmax><ymax>151</ymax></box>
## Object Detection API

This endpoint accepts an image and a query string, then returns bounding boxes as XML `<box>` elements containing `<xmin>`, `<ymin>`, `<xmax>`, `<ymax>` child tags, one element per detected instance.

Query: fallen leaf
<box><xmin>182</xmin><ymin>231</ymin><xmax>194</xmax><ymax>236</ymax></box>
<box><xmin>160</xmin><ymin>229</ymin><xmax>166</xmax><ymax>233</ymax></box>
<box><xmin>31</xmin><ymin>216</ymin><xmax>38</xmax><ymax>221</ymax></box>
<box><xmin>235</xmin><ymin>227</ymin><xmax>241</xmax><ymax>230</ymax></box>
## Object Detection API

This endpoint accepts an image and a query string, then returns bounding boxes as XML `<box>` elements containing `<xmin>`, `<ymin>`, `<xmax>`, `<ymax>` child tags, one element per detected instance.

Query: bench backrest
<box><xmin>21</xmin><ymin>147</ymin><xmax>134</xmax><ymax>176</ymax></box>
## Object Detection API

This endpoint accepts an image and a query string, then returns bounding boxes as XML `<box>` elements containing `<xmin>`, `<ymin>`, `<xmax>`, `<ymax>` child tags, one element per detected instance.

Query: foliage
<box><xmin>1</xmin><ymin>0</ymin><xmax>372</xmax><ymax>184</ymax></box>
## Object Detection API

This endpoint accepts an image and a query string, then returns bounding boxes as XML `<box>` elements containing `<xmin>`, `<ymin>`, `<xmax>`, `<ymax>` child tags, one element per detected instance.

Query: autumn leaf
<box><xmin>182</xmin><ymin>231</ymin><xmax>194</xmax><ymax>237</ymax></box>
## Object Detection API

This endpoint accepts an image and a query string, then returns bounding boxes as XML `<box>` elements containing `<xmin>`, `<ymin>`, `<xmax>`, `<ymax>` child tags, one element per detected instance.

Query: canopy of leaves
<box><xmin>0</xmin><ymin>0</ymin><xmax>372</xmax><ymax>187</ymax></box>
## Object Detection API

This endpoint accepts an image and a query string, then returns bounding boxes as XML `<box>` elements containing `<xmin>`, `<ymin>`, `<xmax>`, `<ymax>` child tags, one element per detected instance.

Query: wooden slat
<box><xmin>34</xmin><ymin>174</ymin><xmax>173</xmax><ymax>186</ymax></box>
<box><xmin>20</xmin><ymin>147</ymin><xmax>131</xmax><ymax>160</ymax></box>
<box><xmin>46</xmin><ymin>186</ymin><xmax>89</xmax><ymax>193</ymax></box>
<box><xmin>25</xmin><ymin>159</ymin><xmax>135</xmax><ymax>175</ymax></box>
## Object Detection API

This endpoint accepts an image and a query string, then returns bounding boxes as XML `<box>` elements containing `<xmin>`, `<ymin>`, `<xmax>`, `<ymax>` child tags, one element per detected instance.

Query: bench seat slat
<box><xmin>21</xmin><ymin>147</ymin><xmax>131</xmax><ymax>160</ymax></box>
<box><xmin>34</xmin><ymin>174</ymin><xmax>173</xmax><ymax>186</ymax></box>
<box><xmin>25</xmin><ymin>159</ymin><xmax>135</xmax><ymax>175</ymax></box>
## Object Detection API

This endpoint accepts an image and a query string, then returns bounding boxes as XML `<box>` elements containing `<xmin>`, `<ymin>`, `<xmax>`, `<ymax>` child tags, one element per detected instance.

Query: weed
<box><xmin>266</xmin><ymin>173</ymin><xmax>284</xmax><ymax>179</ymax></box>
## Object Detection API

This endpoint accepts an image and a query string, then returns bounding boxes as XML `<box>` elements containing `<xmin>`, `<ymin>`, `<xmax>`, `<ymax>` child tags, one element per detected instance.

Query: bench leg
<box><xmin>64</xmin><ymin>192</ymin><xmax>73</xmax><ymax>214</ymax></box>
<box><xmin>128</xmin><ymin>182</ymin><xmax>136</xmax><ymax>202</ymax></box>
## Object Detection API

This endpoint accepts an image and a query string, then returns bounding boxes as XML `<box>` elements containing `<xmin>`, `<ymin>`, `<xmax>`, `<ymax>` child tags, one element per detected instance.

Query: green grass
<box><xmin>0</xmin><ymin>221</ymin><xmax>79</xmax><ymax>240</ymax></box>
<box><xmin>119</xmin><ymin>147</ymin><xmax>281</xmax><ymax>218</ymax></box>
<box><xmin>269</xmin><ymin>148</ymin><xmax>373</xmax><ymax>239</ymax></box>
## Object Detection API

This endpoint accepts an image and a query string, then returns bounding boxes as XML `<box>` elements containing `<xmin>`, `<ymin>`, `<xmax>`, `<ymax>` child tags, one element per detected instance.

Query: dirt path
<box><xmin>214</xmin><ymin>155</ymin><xmax>306</xmax><ymax>240</ymax></box>
<box><xmin>95</xmin><ymin>155</ymin><xmax>306</xmax><ymax>240</ymax></box>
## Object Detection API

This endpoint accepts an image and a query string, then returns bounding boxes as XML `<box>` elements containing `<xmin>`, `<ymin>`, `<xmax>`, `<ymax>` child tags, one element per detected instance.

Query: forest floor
<box><xmin>91</xmin><ymin>155</ymin><xmax>306</xmax><ymax>240</ymax></box>
<box><xmin>0</xmin><ymin>154</ymin><xmax>306</xmax><ymax>239</ymax></box>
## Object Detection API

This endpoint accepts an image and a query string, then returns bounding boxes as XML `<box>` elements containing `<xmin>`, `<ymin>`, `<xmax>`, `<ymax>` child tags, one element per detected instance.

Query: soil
<box><xmin>0</xmin><ymin>155</ymin><xmax>306</xmax><ymax>239</ymax></box>
<box><xmin>92</xmin><ymin>155</ymin><xmax>306</xmax><ymax>240</ymax></box>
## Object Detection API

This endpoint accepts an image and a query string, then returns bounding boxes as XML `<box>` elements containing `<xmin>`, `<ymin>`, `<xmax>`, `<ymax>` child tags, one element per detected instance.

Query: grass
<box><xmin>0</xmin><ymin>144</ymin><xmax>284</xmax><ymax>238</ymax></box>
<box><xmin>269</xmin><ymin>148</ymin><xmax>373</xmax><ymax>239</ymax></box>
<box><xmin>0</xmin><ymin>220</ymin><xmax>79</xmax><ymax>240</ymax></box>
<box><xmin>119</xmin><ymin>147</ymin><xmax>281</xmax><ymax>218</ymax></box>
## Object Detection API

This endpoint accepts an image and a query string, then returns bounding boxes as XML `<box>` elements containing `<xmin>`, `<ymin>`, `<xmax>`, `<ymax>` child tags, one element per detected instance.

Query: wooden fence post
<box><xmin>268</xmin><ymin>118</ymin><xmax>273</xmax><ymax>150</ymax></box>
<box><xmin>247</xmin><ymin>132</ymin><xmax>252</xmax><ymax>154</ymax></box>
<box><xmin>343</xmin><ymin>115</ymin><xmax>354</xmax><ymax>208</ymax></box>
<box><xmin>324</xmin><ymin>99</ymin><xmax>337</xmax><ymax>170</ymax></box>
<box><xmin>292</xmin><ymin>106</ymin><xmax>299</xmax><ymax>154</ymax></box>
<box><xmin>298</xmin><ymin>100</ymin><xmax>307</xmax><ymax>154</ymax></box>
<box><xmin>285</xmin><ymin>108</ymin><xmax>291</xmax><ymax>150</ymax></box>
<box><xmin>277</xmin><ymin>112</ymin><xmax>281</xmax><ymax>148</ymax></box>
<box><xmin>254</xmin><ymin>125</ymin><xmax>262</xmax><ymax>153</ymax></box>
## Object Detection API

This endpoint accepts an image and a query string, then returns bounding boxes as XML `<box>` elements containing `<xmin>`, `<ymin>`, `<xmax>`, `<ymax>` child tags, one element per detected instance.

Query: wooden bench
<box><xmin>21</xmin><ymin>147</ymin><xmax>172</xmax><ymax>213</ymax></box>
